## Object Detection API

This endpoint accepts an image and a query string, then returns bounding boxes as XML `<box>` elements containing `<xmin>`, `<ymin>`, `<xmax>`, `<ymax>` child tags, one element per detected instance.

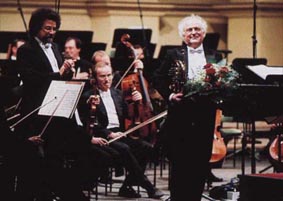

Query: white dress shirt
<box><xmin>35</xmin><ymin>37</ymin><xmax>59</xmax><ymax>73</ymax></box>
<box><xmin>99</xmin><ymin>89</ymin><xmax>120</xmax><ymax>129</ymax></box>
<box><xmin>187</xmin><ymin>44</ymin><xmax>207</xmax><ymax>80</ymax></box>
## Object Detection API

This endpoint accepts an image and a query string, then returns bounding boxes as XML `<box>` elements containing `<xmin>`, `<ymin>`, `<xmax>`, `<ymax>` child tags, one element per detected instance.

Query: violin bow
<box><xmin>108</xmin><ymin>110</ymin><xmax>167</xmax><ymax>144</ymax></box>
<box><xmin>114</xmin><ymin>51</ymin><xmax>144</xmax><ymax>89</ymax></box>
<box><xmin>38</xmin><ymin>90</ymin><xmax>68</xmax><ymax>138</ymax></box>
<box><xmin>9</xmin><ymin>96</ymin><xmax>57</xmax><ymax>131</ymax></box>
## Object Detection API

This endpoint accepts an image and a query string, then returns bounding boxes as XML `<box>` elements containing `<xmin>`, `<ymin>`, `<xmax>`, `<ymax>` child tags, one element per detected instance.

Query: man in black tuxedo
<box><xmin>152</xmin><ymin>14</ymin><xmax>219</xmax><ymax>201</ymax></box>
<box><xmin>17</xmin><ymin>8</ymin><xmax>75</xmax><ymax>116</ymax></box>
<box><xmin>16</xmin><ymin>8</ymin><xmax>93</xmax><ymax>201</ymax></box>
<box><xmin>81</xmin><ymin>61</ymin><xmax>164</xmax><ymax>199</ymax></box>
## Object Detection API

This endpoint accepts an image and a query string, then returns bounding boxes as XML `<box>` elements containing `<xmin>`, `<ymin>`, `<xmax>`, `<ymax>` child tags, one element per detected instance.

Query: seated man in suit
<box><xmin>80</xmin><ymin>61</ymin><xmax>164</xmax><ymax>198</ymax></box>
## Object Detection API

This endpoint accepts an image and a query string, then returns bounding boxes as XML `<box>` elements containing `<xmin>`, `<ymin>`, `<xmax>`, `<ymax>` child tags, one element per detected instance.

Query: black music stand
<box><xmin>158</xmin><ymin>45</ymin><xmax>181</xmax><ymax>60</ymax></box>
<box><xmin>54</xmin><ymin>30</ymin><xmax>94</xmax><ymax>53</ymax></box>
<box><xmin>232</xmin><ymin>58</ymin><xmax>267</xmax><ymax>84</ymax></box>
<box><xmin>203</xmin><ymin>32</ymin><xmax>220</xmax><ymax>51</ymax></box>
<box><xmin>81</xmin><ymin>42</ymin><xmax>107</xmax><ymax>61</ymax></box>
<box><xmin>112</xmin><ymin>28</ymin><xmax>152</xmax><ymax>60</ymax></box>
<box><xmin>0</xmin><ymin>31</ymin><xmax>28</xmax><ymax>53</ymax></box>
<box><xmin>111</xmin><ymin>28</ymin><xmax>152</xmax><ymax>48</ymax></box>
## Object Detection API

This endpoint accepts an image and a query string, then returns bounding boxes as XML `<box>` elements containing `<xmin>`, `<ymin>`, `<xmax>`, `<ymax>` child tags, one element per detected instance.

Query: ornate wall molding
<box><xmin>1</xmin><ymin>1</ymin><xmax>282</xmax><ymax>17</ymax></box>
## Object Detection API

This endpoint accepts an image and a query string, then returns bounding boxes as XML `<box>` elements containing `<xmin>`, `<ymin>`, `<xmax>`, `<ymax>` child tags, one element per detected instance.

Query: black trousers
<box><xmin>107</xmin><ymin>127</ymin><xmax>154</xmax><ymax>190</ymax></box>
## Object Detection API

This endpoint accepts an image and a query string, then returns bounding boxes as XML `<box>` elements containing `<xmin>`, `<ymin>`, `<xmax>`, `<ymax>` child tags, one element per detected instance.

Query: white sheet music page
<box><xmin>38</xmin><ymin>80</ymin><xmax>85</xmax><ymax>118</ymax></box>
<box><xmin>247</xmin><ymin>64</ymin><xmax>283</xmax><ymax>80</ymax></box>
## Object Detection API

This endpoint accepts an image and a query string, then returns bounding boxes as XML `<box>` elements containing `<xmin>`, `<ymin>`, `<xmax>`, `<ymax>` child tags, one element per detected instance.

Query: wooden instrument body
<box><xmin>210</xmin><ymin>109</ymin><xmax>227</xmax><ymax>163</ymax></box>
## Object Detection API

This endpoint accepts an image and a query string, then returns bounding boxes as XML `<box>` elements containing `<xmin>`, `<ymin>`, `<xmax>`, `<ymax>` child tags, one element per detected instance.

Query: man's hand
<box><xmin>59</xmin><ymin>59</ymin><xmax>75</xmax><ymax>76</ymax></box>
<box><xmin>133</xmin><ymin>60</ymin><xmax>144</xmax><ymax>71</ymax></box>
<box><xmin>91</xmin><ymin>137</ymin><xmax>108</xmax><ymax>146</ymax></box>
<box><xmin>171</xmin><ymin>92</ymin><xmax>183</xmax><ymax>103</ymax></box>
<box><xmin>108</xmin><ymin>132</ymin><xmax>125</xmax><ymax>140</ymax></box>
<box><xmin>74</xmin><ymin>72</ymin><xmax>89</xmax><ymax>80</ymax></box>
<box><xmin>87</xmin><ymin>95</ymin><xmax>100</xmax><ymax>106</ymax></box>
<box><xmin>28</xmin><ymin>135</ymin><xmax>44</xmax><ymax>145</ymax></box>
<box><xmin>132</xmin><ymin>90</ymin><xmax>142</xmax><ymax>102</ymax></box>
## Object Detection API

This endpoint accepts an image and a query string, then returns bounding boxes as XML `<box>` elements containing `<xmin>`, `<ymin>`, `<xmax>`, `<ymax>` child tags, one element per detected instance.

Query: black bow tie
<box><xmin>189</xmin><ymin>49</ymin><xmax>203</xmax><ymax>54</ymax></box>
<box><xmin>44</xmin><ymin>43</ymin><xmax>52</xmax><ymax>49</ymax></box>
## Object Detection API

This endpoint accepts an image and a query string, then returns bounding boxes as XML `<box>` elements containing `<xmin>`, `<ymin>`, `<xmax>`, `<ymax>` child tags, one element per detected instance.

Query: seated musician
<box><xmin>80</xmin><ymin>61</ymin><xmax>164</xmax><ymax>198</ymax></box>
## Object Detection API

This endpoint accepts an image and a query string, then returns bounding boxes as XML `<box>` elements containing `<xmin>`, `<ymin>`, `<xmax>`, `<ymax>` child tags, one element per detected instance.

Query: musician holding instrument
<box><xmin>81</xmin><ymin>61</ymin><xmax>164</xmax><ymax>198</ymax></box>
<box><xmin>152</xmin><ymin>14</ymin><xmax>222</xmax><ymax>201</ymax></box>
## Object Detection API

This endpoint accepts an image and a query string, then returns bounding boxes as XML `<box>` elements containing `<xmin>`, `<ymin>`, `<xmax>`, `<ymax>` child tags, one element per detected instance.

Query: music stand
<box><xmin>54</xmin><ymin>30</ymin><xmax>94</xmax><ymax>53</ymax></box>
<box><xmin>0</xmin><ymin>31</ymin><xmax>28</xmax><ymax>53</ymax></box>
<box><xmin>81</xmin><ymin>42</ymin><xmax>107</xmax><ymax>61</ymax></box>
<box><xmin>203</xmin><ymin>32</ymin><xmax>220</xmax><ymax>51</ymax></box>
<box><xmin>158</xmin><ymin>45</ymin><xmax>181</xmax><ymax>60</ymax></box>
<box><xmin>111</xmin><ymin>28</ymin><xmax>152</xmax><ymax>48</ymax></box>
<box><xmin>232</xmin><ymin>58</ymin><xmax>267</xmax><ymax>84</ymax></box>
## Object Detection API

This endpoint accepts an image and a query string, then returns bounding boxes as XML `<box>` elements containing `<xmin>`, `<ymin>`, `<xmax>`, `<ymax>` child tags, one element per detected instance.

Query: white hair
<box><xmin>178</xmin><ymin>14</ymin><xmax>207</xmax><ymax>39</ymax></box>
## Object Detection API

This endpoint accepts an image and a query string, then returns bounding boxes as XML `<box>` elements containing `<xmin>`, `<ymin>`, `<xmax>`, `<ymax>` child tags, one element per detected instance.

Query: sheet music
<box><xmin>247</xmin><ymin>64</ymin><xmax>283</xmax><ymax>80</ymax></box>
<box><xmin>38</xmin><ymin>80</ymin><xmax>85</xmax><ymax>118</ymax></box>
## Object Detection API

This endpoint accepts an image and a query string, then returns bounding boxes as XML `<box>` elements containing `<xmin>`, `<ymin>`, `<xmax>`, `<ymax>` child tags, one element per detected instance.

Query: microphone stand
<box><xmin>137</xmin><ymin>0</ymin><xmax>150</xmax><ymax>61</ymax></box>
<box><xmin>17</xmin><ymin>0</ymin><xmax>29</xmax><ymax>40</ymax></box>
<box><xmin>252</xmin><ymin>0</ymin><xmax>257</xmax><ymax>59</ymax></box>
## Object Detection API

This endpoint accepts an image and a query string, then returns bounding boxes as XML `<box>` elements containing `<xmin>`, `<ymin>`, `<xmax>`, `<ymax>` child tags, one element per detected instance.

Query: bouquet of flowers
<box><xmin>183</xmin><ymin>63</ymin><xmax>239</xmax><ymax>99</ymax></box>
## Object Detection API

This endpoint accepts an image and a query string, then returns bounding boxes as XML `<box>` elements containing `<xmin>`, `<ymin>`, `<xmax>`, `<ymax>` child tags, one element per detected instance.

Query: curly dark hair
<box><xmin>28</xmin><ymin>7</ymin><xmax>61</xmax><ymax>37</ymax></box>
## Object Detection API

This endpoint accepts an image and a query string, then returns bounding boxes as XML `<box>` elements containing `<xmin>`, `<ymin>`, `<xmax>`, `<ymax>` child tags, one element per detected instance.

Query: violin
<box><xmin>210</xmin><ymin>109</ymin><xmax>227</xmax><ymax>163</ymax></box>
<box><xmin>86</xmin><ymin>86</ymin><xmax>100</xmax><ymax>136</ymax></box>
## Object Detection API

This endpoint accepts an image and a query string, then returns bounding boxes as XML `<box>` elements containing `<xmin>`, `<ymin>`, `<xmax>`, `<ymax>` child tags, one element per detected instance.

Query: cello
<box><xmin>117</xmin><ymin>34</ymin><xmax>158</xmax><ymax>144</ymax></box>
<box><xmin>269</xmin><ymin>123</ymin><xmax>283</xmax><ymax>163</ymax></box>
<box><xmin>210</xmin><ymin>109</ymin><xmax>227</xmax><ymax>163</ymax></box>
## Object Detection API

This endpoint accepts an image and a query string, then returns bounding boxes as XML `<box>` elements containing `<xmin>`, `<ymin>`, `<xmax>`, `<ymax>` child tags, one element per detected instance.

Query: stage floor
<box><xmin>85</xmin><ymin>148</ymin><xmax>276</xmax><ymax>201</ymax></box>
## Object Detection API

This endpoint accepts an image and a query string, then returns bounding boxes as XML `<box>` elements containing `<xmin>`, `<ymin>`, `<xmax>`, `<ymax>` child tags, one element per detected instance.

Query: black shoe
<box><xmin>98</xmin><ymin>176</ymin><xmax>113</xmax><ymax>185</ymax></box>
<box><xmin>207</xmin><ymin>174</ymin><xmax>223</xmax><ymax>182</ymax></box>
<box><xmin>118</xmin><ymin>186</ymin><xmax>141</xmax><ymax>198</ymax></box>
<box><xmin>148</xmin><ymin>187</ymin><xmax>164</xmax><ymax>199</ymax></box>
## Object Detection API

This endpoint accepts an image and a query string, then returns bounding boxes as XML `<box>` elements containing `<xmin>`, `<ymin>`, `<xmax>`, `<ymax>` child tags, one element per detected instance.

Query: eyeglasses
<box><xmin>42</xmin><ymin>26</ymin><xmax>58</xmax><ymax>32</ymax></box>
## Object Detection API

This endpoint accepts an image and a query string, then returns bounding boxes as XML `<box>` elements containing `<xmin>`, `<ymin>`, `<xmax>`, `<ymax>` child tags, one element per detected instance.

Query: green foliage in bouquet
<box><xmin>183</xmin><ymin>63</ymin><xmax>239</xmax><ymax>98</ymax></box>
